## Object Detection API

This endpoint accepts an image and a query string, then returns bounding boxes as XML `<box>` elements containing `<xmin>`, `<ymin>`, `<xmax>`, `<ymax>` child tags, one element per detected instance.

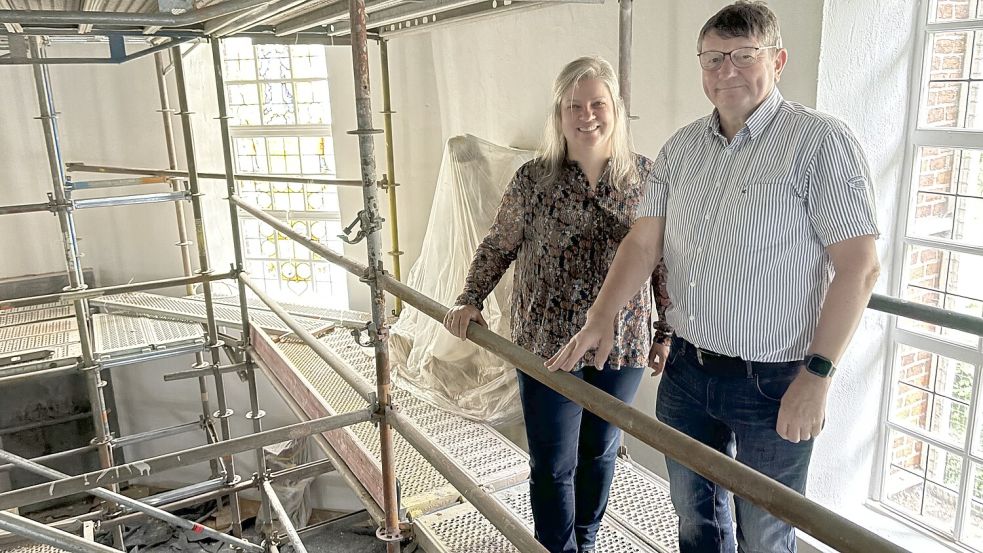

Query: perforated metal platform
<box><xmin>0</xmin><ymin>543</ymin><xmax>68</xmax><ymax>553</ymax></box>
<box><xmin>188</xmin><ymin>292</ymin><xmax>371</xmax><ymax>328</ymax></box>
<box><xmin>252</xmin><ymin>328</ymin><xmax>530</xmax><ymax>518</ymax></box>
<box><xmin>415</xmin><ymin>482</ymin><xmax>659</xmax><ymax>553</ymax></box>
<box><xmin>91</xmin><ymin>292</ymin><xmax>332</xmax><ymax>335</ymax></box>
<box><xmin>0</xmin><ymin>318</ymin><xmax>80</xmax><ymax>361</ymax></box>
<box><xmin>92</xmin><ymin>313</ymin><xmax>206</xmax><ymax>359</ymax></box>
<box><xmin>0</xmin><ymin>304</ymin><xmax>74</xmax><ymax>328</ymax></box>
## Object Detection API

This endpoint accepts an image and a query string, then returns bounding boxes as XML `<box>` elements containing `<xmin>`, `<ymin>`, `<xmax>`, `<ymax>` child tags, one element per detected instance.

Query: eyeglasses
<box><xmin>697</xmin><ymin>46</ymin><xmax>778</xmax><ymax>70</ymax></box>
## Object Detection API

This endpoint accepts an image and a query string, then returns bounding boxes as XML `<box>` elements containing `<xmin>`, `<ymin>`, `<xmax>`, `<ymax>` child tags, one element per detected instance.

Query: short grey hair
<box><xmin>697</xmin><ymin>1</ymin><xmax>783</xmax><ymax>52</ymax></box>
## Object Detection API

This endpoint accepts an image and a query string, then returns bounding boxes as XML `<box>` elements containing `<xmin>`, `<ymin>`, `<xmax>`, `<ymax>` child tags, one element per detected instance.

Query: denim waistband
<box><xmin>671</xmin><ymin>336</ymin><xmax>801</xmax><ymax>378</ymax></box>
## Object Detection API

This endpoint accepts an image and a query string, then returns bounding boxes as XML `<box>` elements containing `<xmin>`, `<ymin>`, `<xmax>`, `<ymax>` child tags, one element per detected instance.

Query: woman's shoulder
<box><xmin>629</xmin><ymin>152</ymin><xmax>657</xmax><ymax>184</ymax></box>
<box><xmin>631</xmin><ymin>152</ymin><xmax>656</xmax><ymax>171</ymax></box>
<box><xmin>513</xmin><ymin>158</ymin><xmax>552</xmax><ymax>185</ymax></box>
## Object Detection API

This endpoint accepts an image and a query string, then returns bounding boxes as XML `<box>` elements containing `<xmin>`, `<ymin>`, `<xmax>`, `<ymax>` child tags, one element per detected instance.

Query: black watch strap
<box><xmin>804</xmin><ymin>354</ymin><xmax>836</xmax><ymax>378</ymax></box>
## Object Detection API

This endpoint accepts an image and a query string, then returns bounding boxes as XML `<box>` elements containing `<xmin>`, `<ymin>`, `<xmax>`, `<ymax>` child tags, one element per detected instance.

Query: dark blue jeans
<box><xmin>656</xmin><ymin>338</ymin><xmax>814</xmax><ymax>553</ymax></box>
<box><xmin>517</xmin><ymin>364</ymin><xmax>644</xmax><ymax>553</ymax></box>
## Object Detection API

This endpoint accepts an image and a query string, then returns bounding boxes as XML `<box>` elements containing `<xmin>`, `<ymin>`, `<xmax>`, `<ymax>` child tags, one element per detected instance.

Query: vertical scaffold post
<box><xmin>379</xmin><ymin>39</ymin><xmax>403</xmax><ymax>316</ymax></box>
<box><xmin>153</xmin><ymin>50</ymin><xmax>218</xmax><ymax>478</ymax></box>
<box><xmin>28</xmin><ymin>36</ymin><xmax>126</xmax><ymax>550</ymax></box>
<box><xmin>348</xmin><ymin>1</ymin><xmax>402</xmax><ymax>550</ymax></box>
<box><xmin>619</xmin><ymin>0</ymin><xmax>633</xmax><ymax>115</ymax></box>
<box><xmin>209</xmin><ymin>37</ymin><xmax>272</xmax><ymax>532</ymax></box>
<box><xmin>171</xmin><ymin>44</ymin><xmax>244</xmax><ymax>537</ymax></box>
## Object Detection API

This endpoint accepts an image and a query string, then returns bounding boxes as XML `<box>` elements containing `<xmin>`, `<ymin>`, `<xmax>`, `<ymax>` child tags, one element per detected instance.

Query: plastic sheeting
<box><xmin>390</xmin><ymin>134</ymin><xmax>534</xmax><ymax>424</ymax></box>
<box><xmin>258</xmin><ymin>438</ymin><xmax>314</xmax><ymax>529</ymax></box>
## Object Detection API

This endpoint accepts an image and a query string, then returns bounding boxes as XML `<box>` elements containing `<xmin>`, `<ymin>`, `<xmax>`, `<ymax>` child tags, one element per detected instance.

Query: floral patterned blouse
<box><xmin>455</xmin><ymin>155</ymin><xmax>672</xmax><ymax>370</ymax></box>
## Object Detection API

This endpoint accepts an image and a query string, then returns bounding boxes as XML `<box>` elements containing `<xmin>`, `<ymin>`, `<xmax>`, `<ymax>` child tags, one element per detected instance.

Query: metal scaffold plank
<box><xmin>90</xmin><ymin>292</ymin><xmax>332</xmax><ymax>336</ymax></box>
<box><xmin>414</xmin><ymin>482</ymin><xmax>661</xmax><ymax>553</ymax></box>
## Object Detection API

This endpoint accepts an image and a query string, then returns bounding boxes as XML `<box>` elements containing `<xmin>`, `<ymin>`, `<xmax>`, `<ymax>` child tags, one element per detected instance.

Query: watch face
<box><xmin>807</xmin><ymin>355</ymin><xmax>835</xmax><ymax>377</ymax></box>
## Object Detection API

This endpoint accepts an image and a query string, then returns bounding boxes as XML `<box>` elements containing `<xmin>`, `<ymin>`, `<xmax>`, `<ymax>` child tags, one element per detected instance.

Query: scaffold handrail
<box><xmin>229</xmin><ymin>194</ymin><xmax>916</xmax><ymax>553</ymax></box>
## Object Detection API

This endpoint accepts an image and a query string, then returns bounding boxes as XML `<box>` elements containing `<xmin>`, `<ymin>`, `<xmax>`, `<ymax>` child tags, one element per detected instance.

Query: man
<box><xmin>546</xmin><ymin>2</ymin><xmax>880</xmax><ymax>552</ymax></box>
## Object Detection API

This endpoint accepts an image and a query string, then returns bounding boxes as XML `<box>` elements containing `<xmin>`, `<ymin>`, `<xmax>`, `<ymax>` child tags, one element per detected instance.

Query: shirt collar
<box><xmin>704</xmin><ymin>86</ymin><xmax>784</xmax><ymax>140</ymax></box>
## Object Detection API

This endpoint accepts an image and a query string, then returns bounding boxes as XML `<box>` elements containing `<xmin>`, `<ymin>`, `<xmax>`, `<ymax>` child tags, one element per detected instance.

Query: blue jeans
<box><xmin>656</xmin><ymin>338</ymin><xmax>814</xmax><ymax>553</ymax></box>
<box><xmin>517</xmin><ymin>364</ymin><xmax>644</xmax><ymax>553</ymax></box>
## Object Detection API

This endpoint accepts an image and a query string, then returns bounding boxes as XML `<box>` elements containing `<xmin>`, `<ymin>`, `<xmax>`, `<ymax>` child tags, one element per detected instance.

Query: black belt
<box><xmin>671</xmin><ymin>336</ymin><xmax>798</xmax><ymax>377</ymax></box>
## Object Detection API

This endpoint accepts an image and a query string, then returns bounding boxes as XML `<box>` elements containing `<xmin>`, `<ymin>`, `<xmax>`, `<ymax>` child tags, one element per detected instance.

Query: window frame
<box><xmin>219</xmin><ymin>38</ymin><xmax>348</xmax><ymax>309</ymax></box>
<box><xmin>873</xmin><ymin>1</ymin><xmax>983</xmax><ymax>548</ymax></box>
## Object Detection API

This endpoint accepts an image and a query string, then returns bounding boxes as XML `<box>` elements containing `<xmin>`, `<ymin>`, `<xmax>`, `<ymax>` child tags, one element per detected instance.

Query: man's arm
<box><xmin>546</xmin><ymin>216</ymin><xmax>666</xmax><ymax>372</ymax></box>
<box><xmin>777</xmin><ymin>234</ymin><xmax>880</xmax><ymax>442</ymax></box>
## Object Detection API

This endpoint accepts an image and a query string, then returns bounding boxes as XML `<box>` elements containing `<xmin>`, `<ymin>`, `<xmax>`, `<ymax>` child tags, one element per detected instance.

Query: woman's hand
<box><xmin>648</xmin><ymin>341</ymin><xmax>670</xmax><ymax>376</ymax></box>
<box><xmin>442</xmin><ymin>304</ymin><xmax>488</xmax><ymax>340</ymax></box>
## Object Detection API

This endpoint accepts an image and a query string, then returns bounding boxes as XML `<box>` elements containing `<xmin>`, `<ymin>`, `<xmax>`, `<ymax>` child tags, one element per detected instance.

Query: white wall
<box><xmin>0</xmin><ymin>44</ymin><xmax>199</xmax><ymax>290</ymax></box>
<box><xmin>808</xmin><ymin>0</ymin><xmax>921</xmax><ymax>538</ymax></box>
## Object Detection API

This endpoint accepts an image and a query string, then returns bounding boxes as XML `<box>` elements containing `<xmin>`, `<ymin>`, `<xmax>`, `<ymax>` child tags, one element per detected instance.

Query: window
<box><xmin>219</xmin><ymin>38</ymin><xmax>348</xmax><ymax>309</ymax></box>
<box><xmin>880</xmin><ymin>1</ymin><xmax>983</xmax><ymax>550</ymax></box>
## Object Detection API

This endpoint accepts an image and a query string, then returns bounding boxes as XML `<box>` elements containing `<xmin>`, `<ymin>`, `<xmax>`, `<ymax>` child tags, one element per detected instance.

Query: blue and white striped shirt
<box><xmin>639</xmin><ymin>88</ymin><xmax>879</xmax><ymax>362</ymax></box>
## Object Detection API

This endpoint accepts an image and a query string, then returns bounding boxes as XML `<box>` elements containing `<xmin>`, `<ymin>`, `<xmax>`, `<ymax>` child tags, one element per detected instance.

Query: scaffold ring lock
<box><xmin>245</xmin><ymin>410</ymin><xmax>265</xmax><ymax>420</ymax></box>
<box><xmin>213</xmin><ymin>408</ymin><xmax>234</xmax><ymax>419</ymax></box>
<box><xmin>375</xmin><ymin>527</ymin><xmax>403</xmax><ymax>542</ymax></box>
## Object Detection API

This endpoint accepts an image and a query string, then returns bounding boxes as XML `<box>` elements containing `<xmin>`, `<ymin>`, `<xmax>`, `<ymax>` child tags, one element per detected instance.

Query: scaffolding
<box><xmin>0</xmin><ymin>2</ymin><xmax>981</xmax><ymax>553</ymax></box>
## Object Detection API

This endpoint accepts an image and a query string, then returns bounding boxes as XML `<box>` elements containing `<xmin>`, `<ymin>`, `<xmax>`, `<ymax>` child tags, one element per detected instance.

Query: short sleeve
<box><xmin>806</xmin><ymin>123</ymin><xmax>880</xmax><ymax>246</ymax></box>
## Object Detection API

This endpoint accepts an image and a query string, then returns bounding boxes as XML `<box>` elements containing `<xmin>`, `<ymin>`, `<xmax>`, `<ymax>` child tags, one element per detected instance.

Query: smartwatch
<box><xmin>804</xmin><ymin>354</ymin><xmax>836</xmax><ymax>378</ymax></box>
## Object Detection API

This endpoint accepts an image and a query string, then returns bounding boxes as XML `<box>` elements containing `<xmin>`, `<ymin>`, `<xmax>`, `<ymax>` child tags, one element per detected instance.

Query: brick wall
<box><xmin>935</xmin><ymin>0</ymin><xmax>972</xmax><ymax>21</ymax></box>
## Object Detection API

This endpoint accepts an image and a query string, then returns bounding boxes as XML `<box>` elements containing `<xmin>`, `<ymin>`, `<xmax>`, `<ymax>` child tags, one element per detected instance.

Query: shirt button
<box><xmin>688</xmin><ymin>315</ymin><xmax>695</xmax><ymax>321</ymax></box>
<box><xmin>689</xmin><ymin>281</ymin><xmax>696</xmax><ymax>287</ymax></box>
<box><xmin>704</xmin><ymin>213</ymin><xmax>711</xmax><ymax>221</ymax></box>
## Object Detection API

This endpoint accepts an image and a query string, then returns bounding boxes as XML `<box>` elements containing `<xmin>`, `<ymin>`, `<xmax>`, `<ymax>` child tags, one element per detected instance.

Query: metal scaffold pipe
<box><xmin>379</xmin><ymin>39</ymin><xmax>403</xmax><ymax>315</ymax></box>
<box><xmin>153</xmin><ymin>51</ymin><xmax>195</xmax><ymax>295</ymax></box>
<box><xmin>387</xmin><ymin>409</ymin><xmax>548</xmax><ymax>553</ymax></box>
<box><xmin>619</xmin><ymin>0</ymin><xmax>633</xmax><ymax>115</ymax></box>
<box><xmin>347</xmin><ymin>1</ymin><xmax>402</xmax><ymax>549</ymax></box>
<box><xmin>0</xmin><ymin>0</ymin><xmax>274</xmax><ymax>27</ymax></box>
<box><xmin>0</xmin><ymin>409</ymin><xmax>373</xmax><ymax>510</ymax></box>
<box><xmin>210</xmin><ymin>36</ymin><xmax>272</xmax><ymax>531</ymax></box>
<box><xmin>0</xmin><ymin>271</ymin><xmax>233</xmax><ymax>310</ymax></box>
<box><xmin>260</xmin><ymin>480</ymin><xmax>309</xmax><ymax>553</ymax></box>
<box><xmin>153</xmin><ymin>47</ymin><xmax>218</xmax><ymax>479</ymax></box>
<box><xmin>0</xmin><ymin>511</ymin><xmax>117</xmax><ymax>553</ymax></box>
<box><xmin>66</xmin><ymin>163</ymin><xmax>363</xmax><ymax>187</ymax></box>
<box><xmin>0</xmin><ymin>450</ymin><xmax>264</xmax><ymax>553</ymax></box>
<box><xmin>171</xmin><ymin>43</ymin><xmax>244</xmax><ymax>536</ymax></box>
<box><xmin>249</xmin><ymin>351</ymin><xmax>387</xmax><ymax>524</ymax></box>
<box><xmin>28</xmin><ymin>35</ymin><xmax>124</xmax><ymax>549</ymax></box>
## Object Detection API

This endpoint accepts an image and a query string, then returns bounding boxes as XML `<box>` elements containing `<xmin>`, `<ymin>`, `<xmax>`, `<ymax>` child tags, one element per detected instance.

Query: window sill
<box><xmin>797</xmin><ymin>501</ymin><xmax>974</xmax><ymax>553</ymax></box>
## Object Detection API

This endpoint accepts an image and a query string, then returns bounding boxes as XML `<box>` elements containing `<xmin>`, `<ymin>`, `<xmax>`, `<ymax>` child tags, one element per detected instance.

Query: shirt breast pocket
<box><xmin>731</xmin><ymin>180</ymin><xmax>806</xmax><ymax>246</ymax></box>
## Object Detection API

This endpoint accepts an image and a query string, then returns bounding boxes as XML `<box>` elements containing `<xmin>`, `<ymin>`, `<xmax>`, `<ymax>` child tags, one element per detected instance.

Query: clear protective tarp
<box><xmin>389</xmin><ymin>134</ymin><xmax>534</xmax><ymax>424</ymax></box>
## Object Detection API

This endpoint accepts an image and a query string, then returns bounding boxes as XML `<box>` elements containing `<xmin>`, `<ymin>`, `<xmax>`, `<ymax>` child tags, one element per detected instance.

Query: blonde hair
<box><xmin>536</xmin><ymin>56</ymin><xmax>638</xmax><ymax>191</ymax></box>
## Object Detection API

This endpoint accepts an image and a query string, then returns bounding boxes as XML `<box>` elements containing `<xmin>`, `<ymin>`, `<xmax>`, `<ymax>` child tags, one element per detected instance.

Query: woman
<box><xmin>443</xmin><ymin>56</ymin><xmax>672</xmax><ymax>553</ymax></box>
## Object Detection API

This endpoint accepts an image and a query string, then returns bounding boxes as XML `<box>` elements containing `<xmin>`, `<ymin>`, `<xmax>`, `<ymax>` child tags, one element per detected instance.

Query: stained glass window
<box><xmin>221</xmin><ymin>38</ymin><xmax>346</xmax><ymax>308</ymax></box>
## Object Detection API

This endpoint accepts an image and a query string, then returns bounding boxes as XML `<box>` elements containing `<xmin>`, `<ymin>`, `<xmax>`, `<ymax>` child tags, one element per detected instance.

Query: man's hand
<box><xmin>442</xmin><ymin>304</ymin><xmax>487</xmax><ymax>340</ymax></box>
<box><xmin>648</xmin><ymin>341</ymin><xmax>670</xmax><ymax>376</ymax></box>
<box><xmin>546</xmin><ymin>312</ymin><xmax>615</xmax><ymax>372</ymax></box>
<box><xmin>776</xmin><ymin>369</ymin><xmax>831</xmax><ymax>442</ymax></box>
